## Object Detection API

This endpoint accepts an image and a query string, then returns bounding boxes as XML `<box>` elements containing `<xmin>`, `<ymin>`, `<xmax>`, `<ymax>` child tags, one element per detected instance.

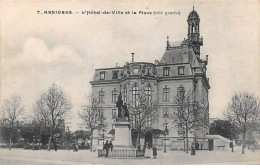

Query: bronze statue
<box><xmin>116</xmin><ymin>92</ymin><xmax>124</xmax><ymax>118</ymax></box>
<box><xmin>115</xmin><ymin>92</ymin><xmax>129</xmax><ymax>120</ymax></box>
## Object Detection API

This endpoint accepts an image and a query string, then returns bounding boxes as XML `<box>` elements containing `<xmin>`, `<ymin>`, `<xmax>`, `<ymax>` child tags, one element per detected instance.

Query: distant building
<box><xmin>90</xmin><ymin>7</ymin><xmax>210</xmax><ymax>150</ymax></box>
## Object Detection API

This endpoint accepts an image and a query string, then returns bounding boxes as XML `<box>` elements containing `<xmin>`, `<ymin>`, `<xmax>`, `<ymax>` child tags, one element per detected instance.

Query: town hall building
<box><xmin>90</xmin><ymin>8</ymin><xmax>211</xmax><ymax>151</ymax></box>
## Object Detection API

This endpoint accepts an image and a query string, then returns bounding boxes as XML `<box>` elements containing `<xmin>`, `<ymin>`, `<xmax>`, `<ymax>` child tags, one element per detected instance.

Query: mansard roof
<box><xmin>160</xmin><ymin>45</ymin><xmax>200</xmax><ymax>67</ymax></box>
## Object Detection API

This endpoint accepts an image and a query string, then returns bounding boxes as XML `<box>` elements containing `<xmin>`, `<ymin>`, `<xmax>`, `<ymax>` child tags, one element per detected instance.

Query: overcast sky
<box><xmin>1</xmin><ymin>0</ymin><xmax>259</xmax><ymax>131</ymax></box>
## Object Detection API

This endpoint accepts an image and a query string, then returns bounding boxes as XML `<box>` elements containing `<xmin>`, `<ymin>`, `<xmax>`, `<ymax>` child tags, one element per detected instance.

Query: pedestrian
<box><xmin>152</xmin><ymin>145</ymin><xmax>157</xmax><ymax>159</ymax></box>
<box><xmin>144</xmin><ymin>143</ymin><xmax>151</xmax><ymax>158</ymax></box>
<box><xmin>191</xmin><ymin>142</ymin><xmax>195</xmax><ymax>155</ymax></box>
<box><xmin>108</xmin><ymin>141</ymin><xmax>113</xmax><ymax>151</ymax></box>
<box><xmin>230</xmin><ymin>141</ymin><xmax>234</xmax><ymax>152</ymax></box>
<box><xmin>53</xmin><ymin>139</ymin><xmax>58</xmax><ymax>152</ymax></box>
<box><xmin>143</xmin><ymin>143</ymin><xmax>146</xmax><ymax>153</ymax></box>
<box><xmin>104</xmin><ymin>140</ymin><xmax>109</xmax><ymax>157</ymax></box>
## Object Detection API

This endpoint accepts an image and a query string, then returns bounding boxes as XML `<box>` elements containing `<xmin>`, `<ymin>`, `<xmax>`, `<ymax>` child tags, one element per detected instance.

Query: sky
<box><xmin>1</xmin><ymin>0</ymin><xmax>259</xmax><ymax>131</ymax></box>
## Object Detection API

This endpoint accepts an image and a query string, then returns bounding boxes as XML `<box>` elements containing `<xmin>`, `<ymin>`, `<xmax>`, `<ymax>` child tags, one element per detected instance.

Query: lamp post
<box><xmin>33</xmin><ymin>136</ymin><xmax>35</xmax><ymax>151</ymax></box>
<box><xmin>164</xmin><ymin>125</ymin><xmax>169</xmax><ymax>153</ymax></box>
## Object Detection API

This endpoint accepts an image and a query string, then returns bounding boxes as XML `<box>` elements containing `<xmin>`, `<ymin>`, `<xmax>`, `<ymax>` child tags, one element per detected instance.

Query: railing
<box><xmin>169</xmin><ymin>41</ymin><xmax>182</xmax><ymax>47</ymax></box>
<box><xmin>98</xmin><ymin>149</ymin><xmax>137</xmax><ymax>158</ymax></box>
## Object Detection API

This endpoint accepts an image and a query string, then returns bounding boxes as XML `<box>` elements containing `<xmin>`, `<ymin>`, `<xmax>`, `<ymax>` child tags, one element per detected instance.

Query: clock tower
<box><xmin>187</xmin><ymin>6</ymin><xmax>203</xmax><ymax>55</ymax></box>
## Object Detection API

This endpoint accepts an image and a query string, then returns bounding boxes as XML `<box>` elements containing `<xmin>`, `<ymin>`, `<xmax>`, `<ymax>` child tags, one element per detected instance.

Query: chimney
<box><xmin>131</xmin><ymin>53</ymin><xmax>135</xmax><ymax>63</ymax></box>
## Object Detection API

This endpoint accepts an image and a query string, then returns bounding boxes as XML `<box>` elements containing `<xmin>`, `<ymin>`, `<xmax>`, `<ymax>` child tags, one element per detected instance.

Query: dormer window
<box><xmin>134</xmin><ymin>68</ymin><xmax>139</xmax><ymax>75</ymax></box>
<box><xmin>178</xmin><ymin>66</ymin><xmax>184</xmax><ymax>75</ymax></box>
<box><xmin>163</xmin><ymin>67</ymin><xmax>170</xmax><ymax>76</ymax></box>
<box><xmin>100</xmin><ymin>71</ymin><xmax>105</xmax><ymax>80</ymax></box>
<box><xmin>147</xmin><ymin>68</ymin><xmax>152</xmax><ymax>76</ymax></box>
<box><xmin>112</xmin><ymin>71</ymin><xmax>118</xmax><ymax>79</ymax></box>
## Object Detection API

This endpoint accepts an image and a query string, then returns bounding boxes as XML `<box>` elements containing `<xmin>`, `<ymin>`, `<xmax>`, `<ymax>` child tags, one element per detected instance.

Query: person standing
<box><xmin>144</xmin><ymin>143</ymin><xmax>151</xmax><ymax>158</ymax></box>
<box><xmin>152</xmin><ymin>145</ymin><xmax>157</xmax><ymax>159</ymax></box>
<box><xmin>191</xmin><ymin>142</ymin><xmax>195</xmax><ymax>155</ymax></box>
<box><xmin>230</xmin><ymin>141</ymin><xmax>234</xmax><ymax>152</ymax></box>
<box><xmin>104</xmin><ymin>140</ymin><xmax>109</xmax><ymax>157</ymax></box>
<box><xmin>108</xmin><ymin>141</ymin><xmax>113</xmax><ymax>151</ymax></box>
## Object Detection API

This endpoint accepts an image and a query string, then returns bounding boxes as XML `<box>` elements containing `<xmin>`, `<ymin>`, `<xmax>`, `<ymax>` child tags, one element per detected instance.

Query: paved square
<box><xmin>1</xmin><ymin>147</ymin><xmax>260</xmax><ymax>165</ymax></box>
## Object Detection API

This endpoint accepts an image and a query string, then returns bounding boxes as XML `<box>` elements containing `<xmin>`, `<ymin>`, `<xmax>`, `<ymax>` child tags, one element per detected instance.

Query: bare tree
<box><xmin>79</xmin><ymin>95</ymin><xmax>105</xmax><ymax>152</ymax></box>
<box><xmin>129</xmin><ymin>94</ymin><xmax>158</xmax><ymax>149</ymax></box>
<box><xmin>225</xmin><ymin>92</ymin><xmax>260</xmax><ymax>154</ymax></box>
<box><xmin>34</xmin><ymin>84</ymin><xmax>72</xmax><ymax>151</ymax></box>
<box><xmin>171</xmin><ymin>89</ymin><xmax>207</xmax><ymax>153</ymax></box>
<box><xmin>2</xmin><ymin>94</ymin><xmax>24</xmax><ymax>150</ymax></box>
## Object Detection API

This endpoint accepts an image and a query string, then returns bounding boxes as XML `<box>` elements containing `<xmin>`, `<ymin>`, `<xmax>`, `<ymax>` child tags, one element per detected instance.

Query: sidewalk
<box><xmin>1</xmin><ymin>147</ymin><xmax>260</xmax><ymax>165</ymax></box>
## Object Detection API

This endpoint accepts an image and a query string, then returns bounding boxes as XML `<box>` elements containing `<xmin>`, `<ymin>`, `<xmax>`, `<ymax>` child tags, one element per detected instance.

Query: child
<box><xmin>153</xmin><ymin>145</ymin><xmax>157</xmax><ymax>159</ymax></box>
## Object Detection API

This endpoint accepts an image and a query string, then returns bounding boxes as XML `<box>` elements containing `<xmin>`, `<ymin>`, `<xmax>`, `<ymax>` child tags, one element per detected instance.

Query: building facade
<box><xmin>90</xmin><ymin>8</ymin><xmax>210</xmax><ymax>150</ymax></box>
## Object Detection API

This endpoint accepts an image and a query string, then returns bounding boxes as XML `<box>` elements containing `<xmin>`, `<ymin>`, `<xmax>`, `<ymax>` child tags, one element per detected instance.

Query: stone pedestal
<box><xmin>113</xmin><ymin>119</ymin><xmax>133</xmax><ymax>149</ymax></box>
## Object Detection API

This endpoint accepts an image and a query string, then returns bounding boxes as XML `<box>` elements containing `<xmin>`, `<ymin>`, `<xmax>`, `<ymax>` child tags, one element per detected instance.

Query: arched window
<box><xmin>145</xmin><ymin>86</ymin><xmax>152</xmax><ymax>103</ymax></box>
<box><xmin>132</xmin><ymin>84</ymin><xmax>139</xmax><ymax>107</ymax></box>
<box><xmin>124</xmin><ymin>85</ymin><xmax>127</xmax><ymax>103</ymax></box>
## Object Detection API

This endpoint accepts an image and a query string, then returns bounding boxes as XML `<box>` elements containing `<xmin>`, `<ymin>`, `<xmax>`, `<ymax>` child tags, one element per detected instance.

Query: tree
<box><xmin>33</xmin><ymin>84</ymin><xmax>72</xmax><ymax>151</ymax></box>
<box><xmin>2</xmin><ymin>94</ymin><xmax>24</xmax><ymax>150</ymax></box>
<box><xmin>209</xmin><ymin>119</ymin><xmax>239</xmax><ymax>141</ymax></box>
<box><xmin>79</xmin><ymin>96</ymin><xmax>105</xmax><ymax>152</ymax></box>
<box><xmin>225</xmin><ymin>92</ymin><xmax>260</xmax><ymax>154</ymax></box>
<box><xmin>171</xmin><ymin>89</ymin><xmax>207</xmax><ymax>153</ymax></box>
<box><xmin>129</xmin><ymin>94</ymin><xmax>158</xmax><ymax>149</ymax></box>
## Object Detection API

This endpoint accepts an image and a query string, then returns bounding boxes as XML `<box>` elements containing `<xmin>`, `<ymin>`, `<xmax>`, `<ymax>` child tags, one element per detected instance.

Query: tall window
<box><xmin>178</xmin><ymin>123</ymin><xmax>184</xmax><ymax>135</ymax></box>
<box><xmin>177</xmin><ymin>86</ymin><xmax>185</xmax><ymax>100</ymax></box>
<box><xmin>100</xmin><ymin>71</ymin><xmax>105</xmax><ymax>80</ymax></box>
<box><xmin>163</xmin><ymin>108</ymin><xmax>169</xmax><ymax>118</ymax></box>
<box><xmin>178</xmin><ymin>66</ymin><xmax>184</xmax><ymax>75</ymax></box>
<box><xmin>98</xmin><ymin>109</ymin><xmax>104</xmax><ymax>122</ymax></box>
<box><xmin>147</xmin><ymin>68</ymin><xmax>152</xmax><ymax>76</ymax></box>
<box><xmin>163</xmin><ymin>123</ymin><xmax>168</xmax><ymax>130</ymax></box>
<box><xmin>163</xmin><ymin>67</ymin><xmax>170</xmax><ymax>76</ymax></box>
<box><xmin>124</xmin><ymin>85</ymin><xmax>127</xmax><ymax>103</ymax></box>
<box><xmin>112</xmin><ymin>88</ymin><xmax>118</xmax><ymax>103</ymax></box>
<box><xmin>134</xmin><ymin>68</ymin><xmax>139</xmax><ymax>75</ymax></box>
<box><xmin>163</xmin><ymin>85</ymin><xmax>170</xmax><ymax>101</ymax></box>
<box><xmin>99</xmin><ymin>88</ymin><xmax>104</xmax><ymax>103</ymax></box>
<box><xmin>145</xmin><ymin>86</ymin><xmax>152</xmax><ymax>103</ymax></box>
<box><xmin>146</xmin><ymin>116</ymin><xmax>152</xmax><ymax>128</ymax></box>
<box><xmin>132</xmin><ymin>84</ymin><xmax>139</xmax><ymax>107</ymax></box>
<box><xmin>112</xmin><ymin>109</ymin><xmax>117</xmax><ymax>119</ymax></box>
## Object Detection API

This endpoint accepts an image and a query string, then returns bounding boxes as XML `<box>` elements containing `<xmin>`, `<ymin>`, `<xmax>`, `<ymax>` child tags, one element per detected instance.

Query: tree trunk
<box><xmin>47</xmin><ymin>132</ymin><xmax>53</xmax><ymax>151</ymax></box>
<box><xmin>90</xmin><ymin>132</ymin><xmax>93</xmax><ymax>152</ymax></box>
<box><xmin>186</xmin><ymin>128</ymin><xmax>189</xmax><ymax>154</ymax></box>
<box><xmin>242</xmin><ymin>132</ymin><xmax>246</xmax><ymax>154</ymax></box>
<box><xmin>9</xmin><ymin>131</ymin><xmax>13</xmax><ymax>151</ymax></box>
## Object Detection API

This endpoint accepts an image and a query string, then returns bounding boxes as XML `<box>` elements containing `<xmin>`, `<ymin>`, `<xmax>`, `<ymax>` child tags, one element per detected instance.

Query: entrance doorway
<box><xmin>208</xmin><ymin>139</ymin><xmax>214</xmax><ymax>151</ymax></box>
<box><xmin>145</xmin><ymin>131</ymin><xmax>153</xmax><ymax>148</ymax></box>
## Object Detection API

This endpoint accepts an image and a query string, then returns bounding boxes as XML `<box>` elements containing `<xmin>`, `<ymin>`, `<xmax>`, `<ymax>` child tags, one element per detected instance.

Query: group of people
<box><xmin>143</xmin><ymin>142</ymin><xmax>157</xmax><ymax>159</ymax></box>
<box><xmin>103</xmin><ymin>140</ymin><xmax>113</xmax><ymax>157</ymax></box>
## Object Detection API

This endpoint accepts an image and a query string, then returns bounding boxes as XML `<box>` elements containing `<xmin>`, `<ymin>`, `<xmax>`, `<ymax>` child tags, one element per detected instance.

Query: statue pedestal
<box><xmin>113</xmin><ymin>119</ymin><xmax>133</xmax><ymax>149</ymax></box>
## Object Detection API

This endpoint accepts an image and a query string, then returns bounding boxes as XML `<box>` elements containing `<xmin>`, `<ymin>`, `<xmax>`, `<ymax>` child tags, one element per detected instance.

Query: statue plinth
<box><xmin>113</xmin><ymin>118</ymin><xmax>133</xmax><ymax>149</ymax></box>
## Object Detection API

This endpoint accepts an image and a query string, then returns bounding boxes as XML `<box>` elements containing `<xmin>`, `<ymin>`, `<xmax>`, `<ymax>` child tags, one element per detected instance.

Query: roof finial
<box><xmin>166</xmin><ymin>35</ymin><xmax>170</xmax><ymax>48</ymax></box>
<box><xmin>131</xmin><ymin>53</ymin><xmax>135</xmax><ymax>63</ymax></box>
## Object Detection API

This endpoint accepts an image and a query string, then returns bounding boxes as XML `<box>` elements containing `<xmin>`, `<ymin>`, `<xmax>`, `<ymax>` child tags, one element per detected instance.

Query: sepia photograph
<box><xmin>0</xmin><ymin>0</ymin><xmax>260</xmax><ymax>165</ymax></box>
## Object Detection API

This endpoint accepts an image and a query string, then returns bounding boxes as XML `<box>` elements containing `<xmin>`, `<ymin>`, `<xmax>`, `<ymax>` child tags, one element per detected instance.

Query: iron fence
<box><xmin>98</xmin><ymin>149</ymin><xmax>137</xmax><ymax>158</ymax></box>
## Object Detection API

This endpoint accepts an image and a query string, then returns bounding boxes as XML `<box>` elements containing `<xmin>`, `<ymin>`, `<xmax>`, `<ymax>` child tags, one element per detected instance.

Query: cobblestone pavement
<box><xmin>0</xmin><ymin>147</ymin><xmax>259</xmax><ymax>165</ymax></box>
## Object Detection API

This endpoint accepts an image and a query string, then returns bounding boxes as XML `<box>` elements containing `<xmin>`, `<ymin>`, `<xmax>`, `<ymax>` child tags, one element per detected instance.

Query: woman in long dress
<box><xmin>144</xmin><ymin>143</ymin><xmax>151</xmax><ymax>158</ymax></box>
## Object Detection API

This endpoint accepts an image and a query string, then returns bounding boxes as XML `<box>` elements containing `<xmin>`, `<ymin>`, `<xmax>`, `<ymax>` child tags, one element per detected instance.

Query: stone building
<box><xmin>90</xmin><ymin>8</ymin><xmax>210</xmax><ymax>150</ymax></box>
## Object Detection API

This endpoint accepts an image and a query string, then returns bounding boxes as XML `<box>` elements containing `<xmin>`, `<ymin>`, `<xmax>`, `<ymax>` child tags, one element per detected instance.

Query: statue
<box><xmin>115</xmin><ymin>92</ymin><xmax>129</xmax><ymax>121</ymax></box>
<box><xmin>116</xmin><ymin>92</ymin><xmax>124</xmax><ymax>118</ymax></box>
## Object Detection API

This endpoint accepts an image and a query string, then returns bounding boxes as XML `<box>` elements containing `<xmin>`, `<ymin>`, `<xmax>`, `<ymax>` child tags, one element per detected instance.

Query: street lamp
<box><xmin>164</xmin><ymin>125</ymin><xmax>169</xmax><ymax>153</ymax></box>
<box><xmin>33</xmin><ymin>136</ymin><xmax>35</xmax><ymax>151</ymax></box>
